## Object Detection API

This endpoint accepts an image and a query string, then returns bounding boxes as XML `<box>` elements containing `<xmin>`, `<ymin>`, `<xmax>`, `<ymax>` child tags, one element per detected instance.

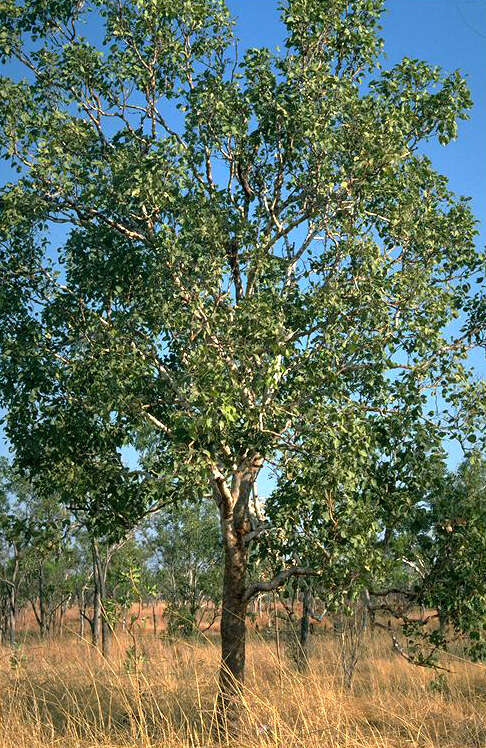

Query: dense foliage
<box><xmin>0</xmin><ymin>0</ymin><xmax>484</xmax><ymax>717</ymax></box>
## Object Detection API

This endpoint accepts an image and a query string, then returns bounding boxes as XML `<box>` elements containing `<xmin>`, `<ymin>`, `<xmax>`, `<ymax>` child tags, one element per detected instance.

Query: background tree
<box><xmin>0</xmin><ymin>0</ymin><xmax>484</xmax><ymax>722</ymax></box>
<box><xmin>0</xmin><ymin>457</ymin><xmax>31</xmax><ymax>646</ymax></box>
<box><xmin>0</xmin><ymin>458</ymin><xmax>73</xmax><ymax>643</ymax></box>
<box><xmin>67</xmin><ymin>517</ymin><xmax>142</xmax><ymax>657</ymax></box>
<box><xmin>147</xmin><ymin>500</ymin><xmax>222</xmax><ymax>637</ymax></box>
<box><xmin>417</xmin><ymin>452</ymin><xmax>486</xmax><ymax>661</ymax></box>
<box><xmin>18</xmin><ymin>490</ymin><xmax>73</xmax><ymax>640</ymax></box>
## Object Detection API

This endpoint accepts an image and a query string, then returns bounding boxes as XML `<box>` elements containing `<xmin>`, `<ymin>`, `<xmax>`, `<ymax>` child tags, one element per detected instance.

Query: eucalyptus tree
<box><xmin>0</xmin><ymin>457</ymin><xmax>30</xmax><ymax>645</ymax></box>
<box><xmin>342</xmin><ymin>452</ymin><xmax>486</xmax><ymax>667</ymax></box>
<box><xmin>415</xmin><ymin>452</ymin><xmax>486</xmax><ymax>660</ymax></box>
<box><xmin>147</xmin><ymin>499</ymin><xmax>222</xmax><ymax>636</ymax></box>
<box><xmin>80</xmin><ymin>526</ymin><xmax>147</xmax><ymax>656</ymax></box>
<box><xmin>0</xmin><ymin>0</ymin><xmax>484</xmax><ymax>717</ymax></box>
<box><xmin>0</xmin><ymin>458</ymin><xmax>72</xmax><ymax>643</ymax></box>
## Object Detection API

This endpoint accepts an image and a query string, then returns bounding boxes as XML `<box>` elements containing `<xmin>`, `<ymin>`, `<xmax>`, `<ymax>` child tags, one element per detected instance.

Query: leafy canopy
<box><xmin>0</xmin><ymin>0</ymin><xmax>484</xmax><ymax>535</ymax></box>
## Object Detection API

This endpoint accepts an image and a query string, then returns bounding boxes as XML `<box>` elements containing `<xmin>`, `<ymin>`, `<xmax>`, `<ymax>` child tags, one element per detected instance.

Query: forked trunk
<box><xmin>92</xmin><ymin>539</ymin><xmax>113</xmax><ymax>658</ymax></box>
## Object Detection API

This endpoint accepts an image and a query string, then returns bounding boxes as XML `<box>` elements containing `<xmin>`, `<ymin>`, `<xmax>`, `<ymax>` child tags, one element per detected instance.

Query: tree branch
<box><xmin>244</xmin><ymin>566</ymin><xmax>319</xmax><ymax>603</ymax></box>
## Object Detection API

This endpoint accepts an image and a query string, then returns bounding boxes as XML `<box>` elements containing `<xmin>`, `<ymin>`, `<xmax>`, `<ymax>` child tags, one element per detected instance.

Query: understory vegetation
<box><xmin>0</xmin><ymin>0</ymin><xmax>485</xmax><ymax>742</ymax></box>
<box><xmin>2</xmin><ymin>625</ymin><xmax>486</xmax><ymax>748</ymax></box>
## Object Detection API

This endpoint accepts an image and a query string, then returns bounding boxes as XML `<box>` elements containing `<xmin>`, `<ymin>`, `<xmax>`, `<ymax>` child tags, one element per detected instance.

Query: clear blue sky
<box><xmin>226</xmin><ymin>0</ymin><xmax>485</xmax><ymax>246</ymax></box>
<box><xmin>1</xmin><ymin>0</ymin><xmax>485</xmax><ymax>468</ymax></box>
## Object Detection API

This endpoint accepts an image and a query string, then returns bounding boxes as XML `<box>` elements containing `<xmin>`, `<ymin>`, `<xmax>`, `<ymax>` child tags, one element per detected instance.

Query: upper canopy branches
<box><xmin>0</xmin><ymin>0</ymin><xmax>484</xmax><ymax>489</ymax></box>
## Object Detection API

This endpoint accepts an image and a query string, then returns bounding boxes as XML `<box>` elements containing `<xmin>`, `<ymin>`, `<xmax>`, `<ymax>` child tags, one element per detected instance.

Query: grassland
<box><xmin>0</xmin><ymin>620</ymin><xmax>485</xmax><ymax>747</ymax></box>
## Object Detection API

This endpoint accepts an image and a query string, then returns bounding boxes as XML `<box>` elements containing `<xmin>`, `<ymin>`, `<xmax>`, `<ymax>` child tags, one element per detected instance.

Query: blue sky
<box><xmin>226</xmin><ymin>0</ymin><xmax>485</xmax><ymax>246</ymax></box>
<box><xmin>227</xmin><ymin>0</ymin><xmax>486</xmax><ymax>485</ymax></box>
<box><xmin>1</xmin><ymin>0</ymin><xmax>485</xmax><ymax>468</ymax></box>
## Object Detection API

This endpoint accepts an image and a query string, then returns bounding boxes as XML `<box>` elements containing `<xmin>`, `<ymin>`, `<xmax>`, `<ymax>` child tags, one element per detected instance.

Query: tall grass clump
<box><xmin>1</xmin><ymin>628</ymin><xmax>486</xmax><ymax>747</ymax></box>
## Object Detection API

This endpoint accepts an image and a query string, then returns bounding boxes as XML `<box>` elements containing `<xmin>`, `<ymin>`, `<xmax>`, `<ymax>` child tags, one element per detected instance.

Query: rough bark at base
<box><xmin>217</xmin><ymin>546</ymin><xmax>248</xmax><ymax>734</ymax></box>
<box><xmin>213</xmin><ymin>459</ymin><xmax>262</xmax><ymax>736</ymax></box>
<box><xmin>216</xmin><ymin>514</ymin><xmax>249</xmax><ymax>735</ymax></box>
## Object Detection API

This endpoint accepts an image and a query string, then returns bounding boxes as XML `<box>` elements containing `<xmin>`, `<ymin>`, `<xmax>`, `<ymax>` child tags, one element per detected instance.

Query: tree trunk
<box><xmin>4</xmin><ymin>584</ymin><xmax>16</xmax><ymax>646</ymax></box>
<box><xmin>8</xmin><ymin>598</ymin><xmax>15</xmax><ymax>647</ymax></box>
<box><xmin>100</xmin><ymin>588</ymin><xmax>113</xmax><ymax>660</ymax></box>
<box><xmin>0</xmin><ymin>594</ymin><xmax>6</xmax><ymax>645</ymax></box>
<box><xmin>218</xmin><ymin>532</ymin><xmax>248</xmax><ymax>729</ymax></box>
<box><xmin>79</xmin><ymin>588</ymin><xmax>86</xmax><ymax>638</ymax></box>
<box><xmin>92</xmin><ymin>539</ymin><xmax>113</xmax><ymax>659</ymax></box>
<box><xmin>38</xmin><ymin>566</ymin><xmax>47</xmax><ymax>639</ymax></box>
<box><xmin>211</xmin><ymin>458</ymin><xmax>263</xmax><ymax>736</ymax></box>
<box><xmin>298</xmin><ymin>585</ymin><xmax>312</xmax><ymax>670</ymax></box>
<box><xmin>59</xmin><ymin>599</ymin><xmax>67</xmax><ymax>636</ymax></box>
<box><xmin>152</xmin><ymin>604</ymin><xmax>157</xmax><ymax>637</ymax></box>
<box><xmin>91</xmin><ymin>545</ymin><xmax>101</xmax><ymax>648</ymax></box>
<box><xmin>92</xmin><ymin>584</ymin><xmax>101</xmax><ymax>647</ymax></box>
<box><xmin>7</xmin><ymin>558</ymin><xmax>19</xmax><ymax>646</ymax></box>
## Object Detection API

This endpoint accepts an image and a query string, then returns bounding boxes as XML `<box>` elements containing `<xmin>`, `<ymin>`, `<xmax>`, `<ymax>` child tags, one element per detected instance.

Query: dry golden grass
<box><xmin>0</xmin><ymin>626</ymin><xmax>486</xmax><ymax>747</ymax></box>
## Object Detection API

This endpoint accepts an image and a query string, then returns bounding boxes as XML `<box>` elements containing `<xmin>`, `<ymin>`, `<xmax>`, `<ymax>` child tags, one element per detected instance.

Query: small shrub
<box><xmin>427</xmin><ymin>672</ymin><xmax>451</xmax><ymax>696</ymax></box>
<box><xmin>9</xmin><ymin>643</ymin><xmax>26</xmax><ymax>670</ymax></box>
<box><xmin>123</xmin><ymin>644</ymin><xmax>148</xmax><ymax>674</ymax></box>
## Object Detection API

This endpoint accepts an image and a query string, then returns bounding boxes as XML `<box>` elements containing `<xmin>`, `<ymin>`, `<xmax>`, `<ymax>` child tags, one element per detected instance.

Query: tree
<box><xmin>25</xmin><ymin>541</ymin><xmax>75</xmax><ymax>638</ymax></box>
<box><xmin>83</xmin><ymin>527</ymin><xmax>150</xmax><ymax>656</ymax></box>
<box><xmin>419</xmin><ymin>452</ymin><xmax>486</xmax><ymax>660</ymax></box>
<box><xmin>0</xmin><ymin>0</ymin><xmax>484</xmax><ymax>723</ymax></box>
<box><xmin>0</xmin><ymin>457</ymin><xmax>30</xmax><ymax>646</ymax></box>
<box><xmin>0</xmin><ymin>457</ymin><xmax>73</xmax><ymax>644</ymax></box>
<box><xmin>344</xmin><ymin>442</ymin><xmax>486</xmax><ymax>669</ymax></box>
<box><xmin>58</xmin><ymin>515</ymin><xmax>139</xmax><ymax>656</ymax></box>
<box><xmin>147</xmin><ymin>499</ymin><xmax>222</xmax><ymax>636</ymax></box>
